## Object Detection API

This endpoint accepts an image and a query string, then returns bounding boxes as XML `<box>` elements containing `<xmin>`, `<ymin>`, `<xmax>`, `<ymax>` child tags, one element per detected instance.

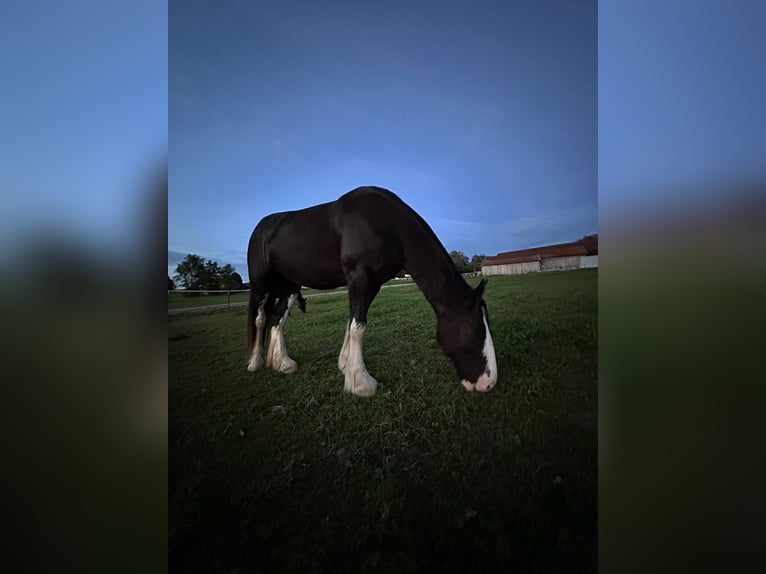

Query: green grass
<box><xmin>168</xmin><ymin>291</ymin><xmax>250</xmax><ymax>309</ymax></box>
<box><xmin>169</xmin><ymin>269</ymin><xmax>597</xmax><ymax>573</ymax></box>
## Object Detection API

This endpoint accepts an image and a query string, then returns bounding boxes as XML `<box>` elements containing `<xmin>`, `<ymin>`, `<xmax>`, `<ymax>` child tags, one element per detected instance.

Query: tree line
<box><xmin>169</xmin><ymin>254</ymin><xmax>243</xmax><ymax>291</ymax></box>
<box><xmin>168</xmin><ymin>251</ymin><xmax>485</xmax><ymax>291</ymax></box>
<box><xmin>449</xmin><ymin>251</ymin><xmax>486</xmax><ymax>274</ymax></box>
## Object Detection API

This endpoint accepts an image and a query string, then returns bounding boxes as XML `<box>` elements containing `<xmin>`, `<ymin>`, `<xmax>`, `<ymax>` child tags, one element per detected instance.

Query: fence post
<box><xmin>227</xmin><ymin>290</ymin><xmax>231</xmax><ymax>309</ymax></box>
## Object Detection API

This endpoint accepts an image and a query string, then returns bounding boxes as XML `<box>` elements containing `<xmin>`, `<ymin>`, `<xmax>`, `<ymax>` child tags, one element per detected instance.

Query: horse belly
<box><xmin>270</xmin><ymin>234</ymin><xmax>346</xmax><ymax>289</ymax></box>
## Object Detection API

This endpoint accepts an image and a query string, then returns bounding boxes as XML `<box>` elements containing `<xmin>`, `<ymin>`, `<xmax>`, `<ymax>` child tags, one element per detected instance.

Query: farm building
<box><xmin>482</xmin><ymin>236</ymin><xmax>598</xmax><ymax>276</ymax></box>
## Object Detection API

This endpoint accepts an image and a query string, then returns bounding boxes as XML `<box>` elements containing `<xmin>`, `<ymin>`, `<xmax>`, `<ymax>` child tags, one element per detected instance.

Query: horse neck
<box><xmin>402</xmin><ymin>234</ymin><xmax>472</xmax><ymax>316</ymax></box>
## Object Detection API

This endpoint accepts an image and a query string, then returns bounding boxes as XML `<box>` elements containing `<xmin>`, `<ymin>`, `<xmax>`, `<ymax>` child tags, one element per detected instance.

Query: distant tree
<box><xmin>449</xmin><ymin>250</ymin><xmax>471</xmax><ymax>273</ymax></box>
<box><xmin>218</xmin><ymin>264</ymin><xmax>235</xmax><ymax>287</ymax></box>
<box><xmin>174</xmin><ymin>254</ymin><xmax>238</xmax><ymax>290</ymax></box>
<box><xmin>203</xmin><ymin>260</ymin><xmax>220</xmax><ymax>289</ymax></box>
<box><xmin>174</xmin><ymin>254</ymin><xmax>206</xmax><ymax>289</ymax></box>
<box><xmin>470</xmin><ymin>254</ymin><xmax>486</xmax><ymax>272</ymax></box>
<box><xmin>168</xmin><ymin>276</ymin><xmax>175</xmax><ymax>290</ymax></box>
<box><xmin>224</xmin><ymin>271</ymin><xmax>243</xmax><ymax>290</ymax></box>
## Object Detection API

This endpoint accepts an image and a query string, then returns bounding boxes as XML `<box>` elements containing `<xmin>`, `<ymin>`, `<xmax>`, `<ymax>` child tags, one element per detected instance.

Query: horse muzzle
<box><xmin>461</xmin><ymin>371</ymin><xmax>497</xmax><ymax>393</ymax></box>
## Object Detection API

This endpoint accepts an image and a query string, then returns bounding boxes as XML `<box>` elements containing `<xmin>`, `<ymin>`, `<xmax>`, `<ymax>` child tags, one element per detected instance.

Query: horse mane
<box><xmin>363</xmin><ymin>187</ymin><xmax>459</xmax><ymax>272</ymax></box>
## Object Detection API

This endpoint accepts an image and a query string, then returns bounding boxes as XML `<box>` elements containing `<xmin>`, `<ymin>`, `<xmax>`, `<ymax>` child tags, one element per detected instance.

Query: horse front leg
<box><xmin>338</xmin><ymin>322</ymin><xmax>350</xmax><ymax>373</ymax></box>
<box><xmin>342</xmin><ymin>319</ymin><xmax>377</xmax><ymax>396</ymax></box>
<box><xmin>342</xmin><ymin>270</ymin><xmax>381</xmax><ymax>397</ymax></box>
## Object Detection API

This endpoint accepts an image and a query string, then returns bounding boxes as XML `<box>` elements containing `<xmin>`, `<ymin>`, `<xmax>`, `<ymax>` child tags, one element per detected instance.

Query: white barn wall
<box><xmin>482</xmin><ymin>257</ymin><xmax>598</xmax><ymax>275</ymax></box>
<box><xmin>540</xmin><ymin>256</ymin><xmax>581</xmax><ymax>272</ymax></box>
<box><xmin>482</xmin><ymin>261</ymin><xmax>541</xmax><ymax>275</ymax></box>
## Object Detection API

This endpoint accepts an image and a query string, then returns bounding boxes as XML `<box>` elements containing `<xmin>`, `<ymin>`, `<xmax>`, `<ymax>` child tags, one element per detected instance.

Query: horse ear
<box><xmin>474</xmin><ymin>278</ymin><xmax>487</xmax><ymax>298</ymax></box>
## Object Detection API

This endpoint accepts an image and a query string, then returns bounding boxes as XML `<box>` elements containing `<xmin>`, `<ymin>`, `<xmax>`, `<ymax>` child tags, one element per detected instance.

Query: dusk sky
<box><xmin>1</xmin><ymin>0</ymin><xmax>166</xmax><ymax>258</ymax></box>
<box><xmin>169</xmin><ymin>0</ymin><xmax>597</xmax><ymax>278</ymax></box>
<box><xmin>599</xmin><ymin>0</ymin><xmax>765</xmax><ymax>215</ymax></box>
<box><xmin>0</xmin><ymin>0</ymin><xmax>759</xmax><ymax>282</ymax></box>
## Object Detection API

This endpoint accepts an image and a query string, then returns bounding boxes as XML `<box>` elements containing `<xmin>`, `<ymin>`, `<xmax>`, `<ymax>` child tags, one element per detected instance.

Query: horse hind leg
<box><xmin>247</xmin><ymin>288</ymin><xmax>269</xmax><ymax>372</ymax></box>
<box><xmin>265</xmin><ymin>291</ymin><xmax>298</xmax><ymax>374</ymax></box>
<box><xmin>296</xmin><ymin>291</ymin><xmax>307</xmax><ymax>313</ymax></box>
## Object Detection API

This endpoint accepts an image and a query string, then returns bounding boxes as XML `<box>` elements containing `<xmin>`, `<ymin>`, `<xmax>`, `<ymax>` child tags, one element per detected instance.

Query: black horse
<box><xmin>246</xmin><ymin>186</ymin><xmax>497</xmax><ymax>396</ymax></box>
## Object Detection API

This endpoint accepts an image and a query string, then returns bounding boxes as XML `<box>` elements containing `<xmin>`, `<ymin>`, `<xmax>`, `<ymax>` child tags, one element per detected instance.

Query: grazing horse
<box><xmin>246</xmin><ymin>186</ymin><xmax>498</xmax><ymax>396</ymax></box>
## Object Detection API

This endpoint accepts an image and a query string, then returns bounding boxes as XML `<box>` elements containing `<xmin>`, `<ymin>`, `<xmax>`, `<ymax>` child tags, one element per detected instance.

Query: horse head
<box><xmin>436</xmin><ymin>279</ymin><xmax>498</xmax><ymax>392</ymax></box>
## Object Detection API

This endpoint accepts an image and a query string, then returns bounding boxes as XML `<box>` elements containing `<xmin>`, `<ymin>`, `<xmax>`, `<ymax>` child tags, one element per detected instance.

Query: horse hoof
<box><xmin>345</xmin><ymin>370</ymin><xmax>377</xmax><ymax>397</ymax></box>
<box><xmin>247</xmin><ymin>355</ymin><xmax>264</xmax><ymax>372</ymax></box>
<box><xmin>277</xmin><ymin>359</ymin><xmax>298</xmax><ymax>374</ymax></box>
<box><xmin>353</xmin><ymin>384</ymin><xmax>376</xmax><ymax>397</ymax></box>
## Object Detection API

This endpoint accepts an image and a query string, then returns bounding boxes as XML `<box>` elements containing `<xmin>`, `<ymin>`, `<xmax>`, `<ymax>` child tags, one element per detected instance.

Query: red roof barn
<box><xmin>482</xmin><ymin>236</ymin><xmax>598</xmax><ymax>275</ymax></box>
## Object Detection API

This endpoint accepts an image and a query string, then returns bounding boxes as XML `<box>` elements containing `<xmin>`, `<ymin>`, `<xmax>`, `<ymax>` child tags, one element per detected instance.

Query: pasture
<box><xmin>169</xmin><ymin>269</ymin><xmax>597</xmax><ymax>572</ymax></box>
<box><xmin>167</xmin><ymin>278</ymin><xmax>416</xmax><ymax>310</ymax></box>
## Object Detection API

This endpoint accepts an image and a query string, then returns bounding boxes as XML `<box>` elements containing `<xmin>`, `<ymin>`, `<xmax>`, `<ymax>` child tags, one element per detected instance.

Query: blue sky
<box><xmin>0</xmin><ymin>1</ymin><xmax>167</xmax><ymax>258</ymax></box>
<box><xmin>169</xmin><ymin>0</ymin><xmax>597</xmax><ymax>278</ymax></box>
<box><xmin>599</xmin><ymin>0</ymin><xmax>765</xmax><ymax>216</ymax></box>
<box><xmin>0</xmin><ymin>1</ymin><xmax>760</xmax><ymax>282</ymax></box>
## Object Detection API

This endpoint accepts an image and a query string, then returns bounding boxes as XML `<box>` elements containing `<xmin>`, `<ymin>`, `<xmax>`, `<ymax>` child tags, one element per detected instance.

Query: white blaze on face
<box><xmin>461</xmin><ymin>314</ymin><xmax>498</xmax><ymax>393</ymax></box>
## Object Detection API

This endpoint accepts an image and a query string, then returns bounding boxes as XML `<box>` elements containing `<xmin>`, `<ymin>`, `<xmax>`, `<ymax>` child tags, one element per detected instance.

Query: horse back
<box><xmin>332</xmin><ymin>187</ymin><xmax>409</xmax><ymax>277</ymax></box>
<box><xmin>249</xmin><ymin>202</ymin><xmax>345</xmax><ymax>288</ymax></box>
<box><xmin>248</xmin><ymin>187</ymin><xmax>415</xmax><ymax>288</ymax></box>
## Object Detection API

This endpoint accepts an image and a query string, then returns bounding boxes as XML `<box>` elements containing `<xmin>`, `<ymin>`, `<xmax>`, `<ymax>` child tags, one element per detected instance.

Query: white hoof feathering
<box><xmin>276</xmin><ymin>356</ymin><xmax>298</xmax><ymax>374</ymax></box>
<box><xmin>266</xmin><ymin>325</ymin><xmax>298</xmax><ymax>374</ymax></box>
<box><xmin>247</xmin><ymin>303</ymin><xmax>267</xmax><ymax>371</ymax></box>
<box><xmin>265</xmin><ymin>295</ymin><xmax>299</xmax><ymax>374</ymax></box>
<box><xmin>342</xmin><ymin>319</ymin><xmax>377</xmax><ymax>397</ymax></box>
<box><xmin>338</xmin><ymin>324</ymin><xmax>351</xmax><ymax>373</ymax></box>
<box><xmin>345</xmin><ymin>368</ymin><xmax>378</xmax><ymax>397</ymax></box>
<box><xmin>247</xmin><ymin>352</ymin><xmax>264</xmax><ymax>372</ymax></box>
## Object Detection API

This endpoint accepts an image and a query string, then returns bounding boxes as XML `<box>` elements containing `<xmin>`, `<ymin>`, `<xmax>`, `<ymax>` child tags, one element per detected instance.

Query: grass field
<box><xmin>169</xmin><ymin>269</ymin><xmax>597</xmax><ymax>573</ymax></box>
<box><xmin>168</xmin><ymin>290</ymin><xmax>251</xmax><ymax>309</ymax></box>
<box><xmin>167</xmin><ymin>278</ymin><xmax>416</xmax><ymax>310</ymax></box>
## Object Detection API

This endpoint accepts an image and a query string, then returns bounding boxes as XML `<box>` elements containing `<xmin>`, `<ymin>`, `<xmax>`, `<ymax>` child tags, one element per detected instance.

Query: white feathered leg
<box><xmin>247</xmin><ymin>301</ymin><xmax>266</xmax><ymax>372</ymax></box>
<box><xmin>338</xmin><ymin>323</ymin><xmax>350</xmax><ymax>373</ymax></box>
<box><xmin>265</xmin><ymin>295</ymin><xmax>298</xmax><ymax>374</ymax></box>
<box><xmin>342</xmin><ymin>319</ymin><xmax>377</xmax><ymax>397</ymax></box>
